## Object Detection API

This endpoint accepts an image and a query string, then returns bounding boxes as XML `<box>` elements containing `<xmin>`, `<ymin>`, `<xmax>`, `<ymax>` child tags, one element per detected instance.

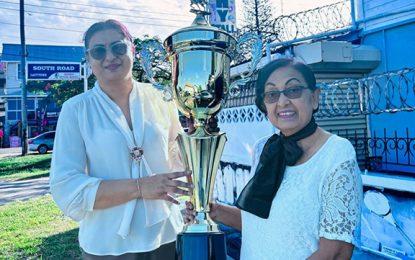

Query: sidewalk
<box><xmin>0</xmin><ymin>147</ymin><xmax>23</xmax><ymax>159</ymax></box>
<box><xmin>0</xmin><ymin>177</ymin><xmax>50</xmax><ymax>206</ymax></box>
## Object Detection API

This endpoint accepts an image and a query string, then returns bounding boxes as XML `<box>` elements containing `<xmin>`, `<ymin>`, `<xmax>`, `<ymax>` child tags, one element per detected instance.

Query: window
<box><xmin>17</xmin><ymin>63</ymin><xmax>22</xmax><ymax>80</ymax></box>
<box><xmin>27</xmin><ymin>99</ymin><xmax>35</xmax><ymax>110</ymax></box>
<box><xmin>27</xmin><ymin>111</ymin><xmax>36</xmax><ymax>120</ymax></box>
<box><xmin>7</xmin><ymin>111</ymin><xmax>21</xmax><ymax>120</ymax></box>
<box><xmin>7</xmin><ymin>111</ymin><xmax>16</xmax><ymax>120</ymax></box>
<box><xmin>44</xmin><ymin>132</ymin><xmax>55</xmax><ymax>139</ymax></box>
<box><xmin>6</xmin><ymin>98</ymin><xmax>35</xmax><ymax>122</ymax></box>
<box><xmin>8</xmin><ymin>99</ymin><xmax>21</xmax><ymax>110</ymax></box>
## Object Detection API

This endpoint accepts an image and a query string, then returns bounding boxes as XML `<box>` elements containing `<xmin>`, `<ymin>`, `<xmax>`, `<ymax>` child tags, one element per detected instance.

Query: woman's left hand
<box><xmin>182</xmin><ymin>201</ymin><xmax>221</xmax><ymax>224</ymax></box>
<box><xmin>138</xmin><ymin>171</ymin><xmax>193</xmax><ymax>204</ymax></box>
<box><xmin>183</xmin><ymin>201</ymin><xmax>196</xmax><ymax>224</ymax></box>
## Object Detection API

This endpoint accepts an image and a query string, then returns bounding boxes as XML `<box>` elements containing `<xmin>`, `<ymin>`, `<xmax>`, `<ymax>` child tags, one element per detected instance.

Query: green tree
<box><xmin>133</xmin><ymin>35</ymin><xmax>171</xmax><ymax>84</ymax></box>
<box><xmin>27</xmin><ymin>75</ymin><xmax>95</xmax><ymax>108</ymax></box>
<box><xmin>241</xmin><ymin>0</ymin><xmax>276</xmax><ymax>43</ymax></box>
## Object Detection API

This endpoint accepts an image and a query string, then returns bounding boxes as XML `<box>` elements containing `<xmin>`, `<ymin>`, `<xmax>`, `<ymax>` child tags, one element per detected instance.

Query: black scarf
<box><xmin>235</xmin><ymin>117</ymin><xmax>318</xmax><ymax>219</ymax></box>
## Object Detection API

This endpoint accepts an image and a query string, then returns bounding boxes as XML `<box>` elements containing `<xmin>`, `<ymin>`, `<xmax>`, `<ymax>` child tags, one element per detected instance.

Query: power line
<box><xmin>2</xmin><ymin>34</ymin><xmax>82</xmax><ymax>44</ymax></box>
<box><xmin>0</xmin><ymin>21</ymin><xmax>84</xmax><ymax>33</ymax></box>
<box><xmin>32</xmin><ymin>0</ymin><xmax>194</xmax><ymax>17</ymax></box>
<box><xmin>0</xmin><ymin>6</ymin><xmax>184</xmax><ymax>28</ymax></box>
<box><xmin>0</xmin><ymin>0</ymin><xmax>191</xmax><ymax>23</ymax></box>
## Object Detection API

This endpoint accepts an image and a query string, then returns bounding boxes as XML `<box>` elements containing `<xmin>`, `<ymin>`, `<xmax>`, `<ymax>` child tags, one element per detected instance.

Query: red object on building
<box><xmin>44</xmin><ymin>83</ymin><xmax>51</xmax><ymax>91</ymax></box>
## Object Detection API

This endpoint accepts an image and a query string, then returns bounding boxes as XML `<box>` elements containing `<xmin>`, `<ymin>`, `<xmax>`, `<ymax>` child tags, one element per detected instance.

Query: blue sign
<box><xmin>209</xmin><ymin>0</ymin><xmax>236</xmax><ymax>33</ymax></box>
<box><xmin>27</xmin><ymin>63</ymin><xmax>81</xmax><ymax>81</ymax></box>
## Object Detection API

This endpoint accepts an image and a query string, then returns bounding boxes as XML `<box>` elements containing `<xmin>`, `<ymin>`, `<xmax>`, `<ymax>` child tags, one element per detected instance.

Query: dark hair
<box><xmin>83</xmin><ymin>19</ymin><xmax>133</xmax><ymax>49</ymax></box>
<box><xmin>255</xmin><ymin>58</ymin><xmax>318</xmax><ymax>115</ymax></box>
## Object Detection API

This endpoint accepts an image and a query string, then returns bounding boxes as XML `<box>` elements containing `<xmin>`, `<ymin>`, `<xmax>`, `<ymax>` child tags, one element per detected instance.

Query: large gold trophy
<box><xmin>140</xmin><ymin>1</ymin><xmax>261</xmax><ymax>258</ymax></box>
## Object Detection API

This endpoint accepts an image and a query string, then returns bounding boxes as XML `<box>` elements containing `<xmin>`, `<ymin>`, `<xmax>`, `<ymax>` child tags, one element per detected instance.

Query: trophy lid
<box><xmin>164</xmin><ymin>13</ymin><xmax>236</xmax><ymax>56</ymax></box>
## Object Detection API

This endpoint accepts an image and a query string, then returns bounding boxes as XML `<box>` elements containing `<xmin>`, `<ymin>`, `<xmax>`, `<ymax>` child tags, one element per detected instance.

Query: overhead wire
<box><xmin>32</xmin><ymin>0</ymin><xmax>194</xmax><ymax>17</ymax></box>
<box><xmin>0</xmin><ymin>0</ymin><xmax>191</xmax><ymax>23</ymax></box>
<box><xmin>0</xmin><ymin>6</ymin><xmax>185</xmax><ymax>28</ymax></box>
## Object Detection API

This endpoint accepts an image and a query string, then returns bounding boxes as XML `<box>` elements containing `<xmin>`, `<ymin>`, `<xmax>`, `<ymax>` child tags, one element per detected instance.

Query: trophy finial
<box><xmin>190</xmin><ymin>0</ymin><xmax>209</xmax><ymax>11</ymax></box>
<box><xmin>190</xmin><ymin>0</ymin><xmax>210</xmax><ymax>25</ymax></box>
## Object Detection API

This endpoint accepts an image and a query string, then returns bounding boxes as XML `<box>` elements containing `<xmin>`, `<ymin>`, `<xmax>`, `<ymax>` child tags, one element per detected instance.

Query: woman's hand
<box><xmin>183</xmin><ymin>201</ymin><xmax>196</xmax><ymax>224</ymax></box>
<box><xmin>183</xmin><ymin>201</ymin><xmax>221</xmax><ymax>224</ymax></box>
<box><xmin>138</xmin><ymin>171</ymin><xmax>193</xmax><ymax>205</ymax></box>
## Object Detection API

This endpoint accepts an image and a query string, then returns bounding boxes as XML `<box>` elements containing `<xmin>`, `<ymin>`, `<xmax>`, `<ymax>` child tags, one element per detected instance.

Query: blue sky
<box><xmin>0</xmin><ymin>0</ymin><xmax>339</xmax><ymax>47</ymax></box>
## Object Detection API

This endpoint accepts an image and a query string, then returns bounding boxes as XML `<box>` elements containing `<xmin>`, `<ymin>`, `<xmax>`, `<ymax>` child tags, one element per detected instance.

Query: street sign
<box><xmin>26</xmin><ymin>62</ymin><xmax>81</xmax><ymax>81</ymax></box>
<box><xmin>209</xmin><ymin>0</ymin><xmax>237</xmax><ymax>33</ymax></box>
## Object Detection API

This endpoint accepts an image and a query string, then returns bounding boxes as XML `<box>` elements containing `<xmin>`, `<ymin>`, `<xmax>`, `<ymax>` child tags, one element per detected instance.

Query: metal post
<box><xmin>83</xmin><ymin>62</ymin><xmax>88</xmax><ymax>93</ymax></box>
<box><xmin>350</xmin><ymin>0</ymin><xmax>357</xmax><ymax>29</ymax></box>
<box><xmin>19</xmin><ymin>0</ymin><xmax>28</xmax><ymax>155</ymax></box>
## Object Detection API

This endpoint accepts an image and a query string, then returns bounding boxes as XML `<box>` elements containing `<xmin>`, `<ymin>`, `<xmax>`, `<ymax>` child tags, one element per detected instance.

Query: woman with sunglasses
<box><xmin>184</xmin><ymin>59</ymin><xmax>362</xmax><ymax>259</ymax></box>
<box><xmin>50</xmin><ymin>19</ymin><xmax>193</xmax><ymax>259</ymax></box>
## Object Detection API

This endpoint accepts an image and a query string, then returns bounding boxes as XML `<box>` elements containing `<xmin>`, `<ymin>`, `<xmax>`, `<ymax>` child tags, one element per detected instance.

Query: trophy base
<box><xmin>183</xmin><ymin>212</ymin><xmax>220</xmax><ymax>233</ymax></box>
<box><xmin>176</xmin><ymin>232</ymin><xmax>227</xmax><ymax>260</ymax></box>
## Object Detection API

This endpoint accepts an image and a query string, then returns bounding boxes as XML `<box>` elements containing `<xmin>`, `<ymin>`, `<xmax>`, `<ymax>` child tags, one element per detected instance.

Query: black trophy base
<box><xmin>176</xmin><ymin>232</ymin><xmax>227</xmax><ymax>260</ymax></box>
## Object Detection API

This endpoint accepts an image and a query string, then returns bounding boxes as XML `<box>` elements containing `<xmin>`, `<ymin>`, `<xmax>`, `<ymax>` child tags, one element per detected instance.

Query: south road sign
<box><xmin>27</xmin><ymin>62</ymin><xmax>81</xmax><ymax>81</ymax></box>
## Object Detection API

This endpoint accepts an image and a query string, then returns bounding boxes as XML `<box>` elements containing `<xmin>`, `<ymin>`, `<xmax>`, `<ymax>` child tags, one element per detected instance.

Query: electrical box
<box><xmin>294</xmin><ymin>41</ymin><xmax>353</xmax><ymax>64</ymax></box>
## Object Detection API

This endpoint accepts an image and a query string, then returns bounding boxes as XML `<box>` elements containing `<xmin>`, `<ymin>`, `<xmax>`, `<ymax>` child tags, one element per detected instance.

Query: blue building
<box><xmin>218</xmin><ymin>0</ymin><xmax>415</xmax><ymax>258</ymax></box>
<box><xmin>0</xmin><ymin>43</ymin><xmax>84</xmax><ymax>146</ymax></box>
<box><xmin>358</xmin><ymin>1</ymin><xmax>415</xmax><ymax>174</ymax></box>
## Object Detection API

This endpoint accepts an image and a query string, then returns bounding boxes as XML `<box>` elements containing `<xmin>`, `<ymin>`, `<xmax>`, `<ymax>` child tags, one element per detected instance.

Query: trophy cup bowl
<box><xmin>166</xmin><ymin>25</ymin><xmax>235</xmax><ymax>128</ymax></box>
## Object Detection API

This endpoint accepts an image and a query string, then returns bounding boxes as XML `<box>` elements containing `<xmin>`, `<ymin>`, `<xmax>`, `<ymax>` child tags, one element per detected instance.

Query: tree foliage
<box><xmin>133</xmin><ymin>36</ymin><xmax>171</xmax><ymax>84</ymax></box>
<box><xmin>241</xmin><ymin>0</ymin><xmax>276</xmax><ymax>42</ymax></box>
<box><xmin>27</xmin><ymin>75</ymin><xmax>95</xmax><ymax>108</ymax></box>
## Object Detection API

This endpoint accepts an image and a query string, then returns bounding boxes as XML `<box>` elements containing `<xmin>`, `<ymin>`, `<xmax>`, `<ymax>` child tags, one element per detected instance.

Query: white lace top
<box><xmin>241</xmin><ymin>134</ymin><xmax>362</xmax><ymax>260</ymax></box>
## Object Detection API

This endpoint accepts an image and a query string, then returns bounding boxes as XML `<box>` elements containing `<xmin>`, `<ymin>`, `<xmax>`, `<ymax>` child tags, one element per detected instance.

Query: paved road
<box><xmin>0</xmin><ymin>177</ymin><xmax>50</xmax><ymax>206</ymax></box>
<box><xmin>0</xmin><ymin>149</ymin><xmax>51</xmax><ymax>206</ymax></box>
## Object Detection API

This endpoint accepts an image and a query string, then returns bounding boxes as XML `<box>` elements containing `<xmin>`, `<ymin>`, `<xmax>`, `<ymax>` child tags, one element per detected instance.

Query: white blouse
<box><xmin>241</xmin><ymin>135</ymin><xmax>363</xmax><ymax>260</ymax></box>
<box><xmin>50</xmin><ymin>81</ymin><xmax>184</xmax><ymax>255</ymax></box>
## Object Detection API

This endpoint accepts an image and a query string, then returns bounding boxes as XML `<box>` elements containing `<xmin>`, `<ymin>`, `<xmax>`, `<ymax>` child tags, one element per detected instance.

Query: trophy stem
<box><xmin>176</xmin><ymin>131</ymin><xmax>227</xmax><ymax>233</ymax></box>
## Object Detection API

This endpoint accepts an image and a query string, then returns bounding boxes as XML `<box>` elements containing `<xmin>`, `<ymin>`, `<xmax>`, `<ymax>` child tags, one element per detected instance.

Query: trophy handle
<box><xmin>139</xmin><ymin>40</ymin><xmax>173</xmax><ymax>101</ymax></box>
<box><xmin>228</xmin><ymin>33</ymin><xmax>262</xmax><ymax>97</ymax></box>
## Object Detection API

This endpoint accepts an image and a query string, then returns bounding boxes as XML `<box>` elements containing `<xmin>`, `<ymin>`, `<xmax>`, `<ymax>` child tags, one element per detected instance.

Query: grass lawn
<box><xmin>0</xmin><ymin>154</ymin><xmax>51</xmax><ymax>180</ymax></box>
<box><xmin>0</xmin><ymin>195</ymin><xmax>81</xmax><ymax>259</ymax></box>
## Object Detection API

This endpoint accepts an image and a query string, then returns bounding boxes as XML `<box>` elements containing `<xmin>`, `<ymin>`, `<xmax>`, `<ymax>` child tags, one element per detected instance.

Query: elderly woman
<box><xmin>185</xmin><ymin>59</ymin><xmax>362</xmax><ymax>259</ymax></box>
<box><xmin>50</xmin><ymin>20</ymin><xmax>194</xmax><ymax>259</ymax></box>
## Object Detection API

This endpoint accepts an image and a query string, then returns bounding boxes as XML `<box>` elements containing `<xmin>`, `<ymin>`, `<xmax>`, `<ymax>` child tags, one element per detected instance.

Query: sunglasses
<box><xmin>262</xmin><ymin>86</ymin><xmax>308</xmax><ymax>104</ymax></box>
<box><xmin>86</xmin><ymin>41</ymin><xmax>129</xmax><ymax>60</ymax></box>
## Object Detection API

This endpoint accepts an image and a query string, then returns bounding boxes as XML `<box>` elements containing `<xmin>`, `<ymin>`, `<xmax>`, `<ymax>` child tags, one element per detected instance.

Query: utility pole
<box><xmin>19</xmin><ymin>0</ymin><xmax>28</xmax><ymax>155</ymax></box>
<box><xmin>82</xmin><ymin>60</ymin><xmax>88</xmax><ymax>93</ymax></box>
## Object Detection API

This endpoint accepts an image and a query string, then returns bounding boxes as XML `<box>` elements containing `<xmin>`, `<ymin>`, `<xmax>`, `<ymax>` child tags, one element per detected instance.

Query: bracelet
<box><xmin>135</xmin><ymin>178</ymin><xmax>142</xmax><ymax>199</ymax></box>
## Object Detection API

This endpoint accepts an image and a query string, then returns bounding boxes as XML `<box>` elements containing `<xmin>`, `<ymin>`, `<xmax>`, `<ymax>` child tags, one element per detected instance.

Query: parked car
<box><xmin>28</xmin><ymin>131</ymin><xmax>55</xmax><ymax>154</ymax></box>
